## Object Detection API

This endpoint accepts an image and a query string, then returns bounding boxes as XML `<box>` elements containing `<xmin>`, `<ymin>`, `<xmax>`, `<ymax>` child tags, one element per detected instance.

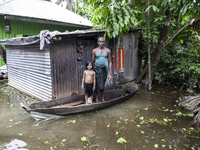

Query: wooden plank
<box><xmin>51</xmin><ymin>101</ymin><xmax>84</xmax><ymax>108</ymax></box>
<box><xmin>66</xmin><ymin>37</ymin><xmax>71</xmax><ymax>96</ymax></box>
<box><xmin>50</xmin><ymin>44</ymin><xmax>55</xmax><ymax>99</ymax></box>
<box><xmin>60</xmin><ymin>39</ymin><xmax>64</xmax><ymax>98</ymax></box>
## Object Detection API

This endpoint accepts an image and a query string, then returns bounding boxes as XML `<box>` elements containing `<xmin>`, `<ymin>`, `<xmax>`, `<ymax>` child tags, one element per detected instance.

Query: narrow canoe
<box><xmin>21</xmin><ymin>88</ymin><xmax>137</xmax><ymax>116</ymax></box>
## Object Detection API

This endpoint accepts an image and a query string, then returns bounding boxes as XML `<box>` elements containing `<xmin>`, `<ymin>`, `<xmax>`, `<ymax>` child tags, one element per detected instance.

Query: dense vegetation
<box><xmin>54</xmin><ymin>0</ymin><xmax>200</xmax><ymax>92</ymax></box>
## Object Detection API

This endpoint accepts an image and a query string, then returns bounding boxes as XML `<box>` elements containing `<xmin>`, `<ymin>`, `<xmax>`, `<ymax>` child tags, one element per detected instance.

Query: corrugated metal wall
<box><xmin>6</xmin><ymin>45</ymin><xmax>52</xmax><ymax>101</ymax></box>
<box><xmin>51</xmin><ymin>37</ymin><xmax>78</xmax><ymax>99</ymax></box>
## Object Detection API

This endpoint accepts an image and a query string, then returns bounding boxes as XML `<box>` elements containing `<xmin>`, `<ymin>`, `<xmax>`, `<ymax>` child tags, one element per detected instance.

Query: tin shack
<box><xmin>0</xmin><ymin>29</ymin><xmax>140</xmax><ymax>101</ymax></box>
<box><xmin>0</xmin><ymin>0</ymin><xmax>92</xmax><ymax>66</ymax></box>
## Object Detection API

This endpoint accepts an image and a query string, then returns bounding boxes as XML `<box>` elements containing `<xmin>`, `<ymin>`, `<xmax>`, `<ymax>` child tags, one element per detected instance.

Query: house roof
<box><xmin>0</xmin><ymin>0</ymin><xmax>92</xmax><ymax>28</ymax></box>
<box><xmin>0</xmin><ymin>28</ymin><xmax>142</xmax><ymax>46</ymax></box>
<box><xmin>0</xmin><ymin>29</ymin><xmax>105</xmax><ymax>46</ymax></box>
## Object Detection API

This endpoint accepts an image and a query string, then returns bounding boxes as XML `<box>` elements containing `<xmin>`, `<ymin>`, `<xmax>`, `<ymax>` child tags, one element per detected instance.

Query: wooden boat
<box><xmin>21</xmin><ymin>88</ymin><xmax>137</xmax><ymax>116</ymax></box>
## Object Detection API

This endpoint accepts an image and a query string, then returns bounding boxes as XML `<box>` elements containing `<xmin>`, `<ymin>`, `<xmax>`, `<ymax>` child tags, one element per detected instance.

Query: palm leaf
<box><xmin>179</xmin><ymin>94</ymin><xmax>200</xmax><ymax>111</ymax></box>
<box><xmin>179</xmin><ymin>94</ymin><xmax>200</xmax><ymax>127</ymax></box>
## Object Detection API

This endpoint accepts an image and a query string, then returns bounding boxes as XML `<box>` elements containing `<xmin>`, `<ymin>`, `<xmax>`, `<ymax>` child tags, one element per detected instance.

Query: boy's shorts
<box><xmin>84</xmin><ymin>82</ymin><xmax>93</xmax><ymax>97</ymax></box>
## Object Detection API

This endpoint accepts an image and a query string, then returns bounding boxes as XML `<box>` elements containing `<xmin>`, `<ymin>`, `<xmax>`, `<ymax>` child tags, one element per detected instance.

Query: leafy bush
<box><xmin>154</xmin><ymin>30</ymin><xmax>200</xmax><ymax>90</ymax></box>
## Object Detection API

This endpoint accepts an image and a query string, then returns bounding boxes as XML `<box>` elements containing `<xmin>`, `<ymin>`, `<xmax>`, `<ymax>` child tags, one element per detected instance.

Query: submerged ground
<box><xmin>0</xmin><ymin>80</ymin><xmax>199</xmax><ymax>150</ymax></box>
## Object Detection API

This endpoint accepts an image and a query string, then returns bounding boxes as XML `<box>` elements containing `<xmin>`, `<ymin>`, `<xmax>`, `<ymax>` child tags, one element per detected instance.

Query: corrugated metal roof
<box><xmin>0</xmin><ymin>0</ymin><xmax>92</xmax><ymax>27</ymax></box>
<box><xmin>0</xmin><ymin>28</ymin><xmax>142</xmax><ymax>46</ymax></box>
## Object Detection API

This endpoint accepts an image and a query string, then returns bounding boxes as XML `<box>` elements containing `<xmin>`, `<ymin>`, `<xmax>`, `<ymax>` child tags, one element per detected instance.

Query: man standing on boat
<box><xmin>92</xmin><ymin>37</ymin><xmax>112</xmax><ymax>103</ymax></box>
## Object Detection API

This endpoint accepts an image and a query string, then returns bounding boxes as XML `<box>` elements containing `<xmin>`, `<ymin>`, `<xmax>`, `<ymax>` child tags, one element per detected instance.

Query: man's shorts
<box><xmin>84</xmin><ymin>82</ymin><xmax>94</xmax><ymax>97</ymax></box>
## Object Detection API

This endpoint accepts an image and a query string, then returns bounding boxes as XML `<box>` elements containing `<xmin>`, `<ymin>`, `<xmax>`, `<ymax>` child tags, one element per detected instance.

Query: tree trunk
<box><xmin>66</xmin><ymin>0</ymin><xmax>72</xmax><ymax>11</ymax></box>
<box><xmin>143</xmin><ymin>8</ymin><xmax>172</xmax><ymax>84</ymax></box>
<box><xmin>136</xmin><ymin>65</ymin><xmax>148</xmax><ymax>83</ymax></box>
<box><xmin>193</xmin><ymin>22</ymin><xmax>199</xmax><ymax>33</ymax></box>
<box><xmin>55</xmin><ymin>0</ymin><xmax>62</xmax><ymax>5</ymax></box>
<box><xmin>192</xmin><ymin>22</ymin><xmax>199</xmax><ymax>38</ymax></box>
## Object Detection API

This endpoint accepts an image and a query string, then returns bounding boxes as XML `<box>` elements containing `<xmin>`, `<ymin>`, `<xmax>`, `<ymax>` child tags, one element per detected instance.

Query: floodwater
<box><xmin>0</xmin><ymin>80</ymin><xmax>200</xmax><ymax>150</ymax></box>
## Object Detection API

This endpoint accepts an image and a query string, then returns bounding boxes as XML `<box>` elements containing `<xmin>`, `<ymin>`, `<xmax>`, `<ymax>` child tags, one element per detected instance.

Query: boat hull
<box><xmin>21</xmin><ymin>89</ymin><xmax>137</xmax><ymax>116</ymax></box>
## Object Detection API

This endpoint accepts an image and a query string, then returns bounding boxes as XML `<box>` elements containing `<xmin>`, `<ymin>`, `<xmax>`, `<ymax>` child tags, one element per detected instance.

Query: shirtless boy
<box><xmin>82</xmin><ymin>60</ymin><xmax>96</xmax><ymax>104</ymax></box>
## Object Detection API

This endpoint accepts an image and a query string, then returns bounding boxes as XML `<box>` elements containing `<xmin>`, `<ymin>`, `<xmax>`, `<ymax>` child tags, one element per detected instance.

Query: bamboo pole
<box><xmin>148</xmin><ymin>0</ymin><xmax>151</xmax><ymax>90</ymax></box>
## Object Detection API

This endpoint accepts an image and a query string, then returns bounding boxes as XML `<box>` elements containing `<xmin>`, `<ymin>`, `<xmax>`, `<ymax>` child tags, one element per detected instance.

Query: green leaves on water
<box><xmin>81</xmin><ymin>136</ymin><xmax>87</xmax><ymax>142</ymax></box>
<box><xmin>154</xmin><ymin>144</ymin><xmax>159</xmax><ymax>148</ymax></box>
<box><xmin>15</xmin><ymin>121</ymin><xmax>21</xmax><ymax>125</ymax></box>
<box><xmin>163</xmin><ymin>118</ymin><xmax>168</xmax><ymax>122</ymax></box>
<box><xmin>140</xmin><ymin>117</ymin><xmax>175</xmax><ymax>126</ymax></box>
<box><xmin>154</xmin><ymin>143</ymin><xmax>170</xmax><ymax>149</ymax></box>
<box><xmin>175</xmin><ymin>111</ymin><xmax>182</xmax><ymax>116</ymax></box>
<box><xmin>117</xmin><ymin>137</ymin><xmax>127</xmax><ymax>144</ymax></box>
<box><xmin>175</xmin><ymin>111</ymin><xmax>194</xmax><ymax>117</ymax></box>
<box><xmin>157</xmin><ymin>106</ymin><xmax>194</xmax><ymax>121</ymax></box>
<box><xmin>140</xmin><ymin>116</ymin><xmax>144</xmax><ymax>120</ymax></box>
<box><xmin>68</xmin><ymin>120</ymin><xmax>76</xmax><ymax>124</ymax></box>
<box><xmin>187</xmin><ymin>114</ymin><xmax>194</xmax><ymax>117</ymax></box>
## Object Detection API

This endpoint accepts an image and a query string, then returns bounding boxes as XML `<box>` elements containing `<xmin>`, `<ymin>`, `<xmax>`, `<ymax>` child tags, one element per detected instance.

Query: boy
<box><xmin>82</xmin><ymin>60</ymin><xmax>96</xmax><ymax>104</ymax></box>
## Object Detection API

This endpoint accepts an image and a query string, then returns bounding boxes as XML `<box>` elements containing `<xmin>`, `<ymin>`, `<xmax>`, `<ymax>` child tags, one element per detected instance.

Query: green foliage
<box><xmin>154</xmin><ymin>31</ymin><xmax>200</xmax><ymax>89</ymax></box>
<box><xmin>87</xmin><ymin>0</ymin><xmax>137</xmax><ymax>38</ymax></box>
<box><xmin>73</xmin><ymin>0</ymin><xmax>93</xmax><ymax>20</ymax></box>
<box><xmin>135</xmin><ymin>0</ymin><xmax>200</xmax><ymax>88</ymax></box>
<box><xmin>81</xmin><ymin>136</ymin><xmax>87</xmax><ymax>141</ymax></box>
<box><xmin>117</xmin><ymin>137</ymin><xmax>127</xmax><ymax>144</ymax></box>
<box><xmin>87</xmin><ymin>0</ymin><xmax>200</xmax><ymax>88</ymax></box>
<box><xmin>154</xmin><ymin>144</ymin><xmax>159</xmax><ymax>148</ymax></box>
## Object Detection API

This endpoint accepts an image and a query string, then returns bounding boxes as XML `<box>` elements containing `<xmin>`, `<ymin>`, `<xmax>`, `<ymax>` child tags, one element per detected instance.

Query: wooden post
<box><xmin>116</xmin><ymin>37</ymin><xmax>120</xmax><ymax>88</ymax></box>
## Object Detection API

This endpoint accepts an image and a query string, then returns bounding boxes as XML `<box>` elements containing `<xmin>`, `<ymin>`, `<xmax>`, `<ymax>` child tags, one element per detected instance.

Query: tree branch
<box><xmin>163</xmin><ymin>17</ymin><xmax>200</xmax><ymax>48</ymax></box>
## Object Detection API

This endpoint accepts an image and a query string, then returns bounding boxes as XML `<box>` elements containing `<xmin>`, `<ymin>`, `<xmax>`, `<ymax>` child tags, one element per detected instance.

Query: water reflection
<box><xmin>0</xmin><ymin>81</ymin><xmax>200</xmax><ymax>149</ymax></box>
<box><xmin>30</xmin><ymin>111</ymin><xmax>64</xmax><ymax>126</ymax></box>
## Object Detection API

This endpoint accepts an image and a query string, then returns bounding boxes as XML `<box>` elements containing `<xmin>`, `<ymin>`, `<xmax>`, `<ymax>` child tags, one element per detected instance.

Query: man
<box><xmin>92</xmin><ymin>37</ymin><xmax>112</xmax><ymax>103</ymax></box>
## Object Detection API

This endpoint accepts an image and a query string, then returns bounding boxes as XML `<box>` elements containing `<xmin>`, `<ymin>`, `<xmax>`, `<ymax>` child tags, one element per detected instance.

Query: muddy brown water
<box><xmin>0</xmin><ymin>80</ymin><xmax>199</xmax><ymax>150</ymax></box>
